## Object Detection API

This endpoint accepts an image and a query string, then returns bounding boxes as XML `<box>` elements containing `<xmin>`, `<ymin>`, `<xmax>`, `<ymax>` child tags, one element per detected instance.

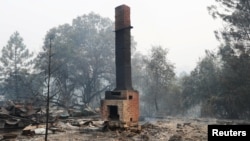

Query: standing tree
<box><xmin>0</xmin><ymin>31</ymin><xmax>34</xmax><ymax>100</ymax></box>
<box><xmin>208</xmin><ymin>0</ymin><xmax>250</xmax><ymax>119</ymax></box>
<box><xmin>180</xmin><ymin>50</ymin><xmax>221</xmax><ymax>117</ymax></box>
<box><xmin>142</xmin><ymin>46</ymin><xmax>175</xmax><ymax>114</ymax></box>
<box><xmin>131</xmin><ymin>52</ymin><xmax>147</xmax><ymax>92</ymax></box>
<box><xmin>36</xmin><ymin>13</ymin><xmax>116</xmax><ymax>109</ymax></box>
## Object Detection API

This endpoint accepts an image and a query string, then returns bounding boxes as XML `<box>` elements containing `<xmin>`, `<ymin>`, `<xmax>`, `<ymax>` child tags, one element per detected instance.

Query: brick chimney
<box><xmin>101</xmin><ymin>4</ymin><xmax>139</xmax><ymax>128</ymax></box>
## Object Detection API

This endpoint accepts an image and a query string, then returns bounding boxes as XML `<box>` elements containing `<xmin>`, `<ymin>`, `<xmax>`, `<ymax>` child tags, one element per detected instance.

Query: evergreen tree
<box><xmin>0</xmin><ymin>31</ymin><xmax>34</xmax><ymax>100</ymax></box>
<box><xmin>207</xmin><ymin>0</ymin><xmax>250</xmax><ymax>119</ymax></box>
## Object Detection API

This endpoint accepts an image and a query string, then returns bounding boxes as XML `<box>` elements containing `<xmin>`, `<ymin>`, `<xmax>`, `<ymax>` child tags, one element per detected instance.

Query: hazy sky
<box><xmin>0</xmin><ymin>0</ymin><xmax>221</xmax><ymax>75</ymax></box>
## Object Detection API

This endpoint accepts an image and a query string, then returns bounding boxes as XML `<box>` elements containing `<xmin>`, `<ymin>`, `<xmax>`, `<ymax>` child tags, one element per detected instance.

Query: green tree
<box><xmin>180</xmin><ymin>51</ymin><xmax>221</xmax><ymax>117</ymax></box>
<box><xmin>208</xmin><ymin>0</ymin><xmax>250</xmax><ymax>44</ymax></box>
<box><xmin>142</xmin><ymin>46</ymin><xmax>175</xmax><ymax>114</ymax></box>
<box><xmin>208</xmin><ymin>0</ymin><xmax>250</xmax><ymax>119</ymax></box>
<box><xmin>131</xmin><ymin>51</ymin><xmax>147</xmax><ymax>91</ymax></box>
<box><xmin>0</xmin><ymin>31</ymin><xmax>34</xmax><ymax>100</ymax></box>
<box><xmin>36</xmin><ymin>12</ymin><xmax>116</xmax><ymax>109</ymax></box>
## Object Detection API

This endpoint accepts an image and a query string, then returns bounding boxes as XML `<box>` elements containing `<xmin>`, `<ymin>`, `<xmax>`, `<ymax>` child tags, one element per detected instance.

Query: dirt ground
<box><xmin>1</xmin><ymin>117</ymin><xmax>249</xmax><ymax>141</ymax></box>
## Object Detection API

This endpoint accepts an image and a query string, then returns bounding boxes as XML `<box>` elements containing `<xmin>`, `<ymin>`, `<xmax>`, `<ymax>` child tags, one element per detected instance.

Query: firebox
<box><xmin>108</xmin><ymin>106</ymin><xmax>119</xmax><ymax>120</ymax></box>
<box><xmin>101</xmin><ymin>90</ymin><xmax>139</xmax><ymax>127</ymax></box>
<box><xmin>101</xmin><ymin>4</ymin><xmax>139</xmax><ymax>128</ymax></box>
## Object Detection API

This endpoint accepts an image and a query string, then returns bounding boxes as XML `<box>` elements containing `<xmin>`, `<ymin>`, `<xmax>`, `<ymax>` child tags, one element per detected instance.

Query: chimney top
<box><xmin>115</xmin><ymin>4</ymin><xmax>131</xmax><ymax>31</ymax></box>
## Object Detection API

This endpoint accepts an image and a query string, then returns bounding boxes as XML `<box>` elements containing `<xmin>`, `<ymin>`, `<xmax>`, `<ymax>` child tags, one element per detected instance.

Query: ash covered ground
<box><xmin>1</xmin><ymin>116</ymin><xmax>249</xmax><ymax>141</ymax></box>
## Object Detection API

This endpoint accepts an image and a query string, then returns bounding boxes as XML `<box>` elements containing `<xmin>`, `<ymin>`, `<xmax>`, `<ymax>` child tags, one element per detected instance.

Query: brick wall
<box><xmin>101</xmin><ymin>90</ymin><xmax>139</xmax><ymax>124</ymax></box>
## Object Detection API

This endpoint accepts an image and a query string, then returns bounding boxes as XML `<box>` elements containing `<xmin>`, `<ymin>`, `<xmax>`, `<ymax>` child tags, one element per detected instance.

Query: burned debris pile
<box><xmin>0</xmin><ymin>100</ymin><xmax>100</xmax><ymax>137</ymax></box>
<box><xmin>0</xmin><ymin>99</ymin><xmax>144</xmax><ymax>140</ymax></box>
<box><xmin>0</xmin><ymin>100</ymin><xmax>42</xmax><ymax>129</ymax></box>
<box><xmin>1</xmin><ymin>103</ymin><xmax>246</xmax><ymax>141</ymax></box>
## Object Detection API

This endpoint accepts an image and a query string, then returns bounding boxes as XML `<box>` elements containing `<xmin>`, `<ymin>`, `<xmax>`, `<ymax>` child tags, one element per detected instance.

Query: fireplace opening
<box><xmin>108</xmin><ymin>106</ymin><xmax>119</xmax><ymax>120</ymax></box>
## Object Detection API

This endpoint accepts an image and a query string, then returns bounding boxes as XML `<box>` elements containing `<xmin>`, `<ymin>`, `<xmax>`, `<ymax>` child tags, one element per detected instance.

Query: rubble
<box><xmin>0</xmin><ymin>101</ymin><xmax>41</xmax><ymax>130</ymax></box>
<box><xmin>22</xmin><ymin>124</ymin><xmax>50</xmax><ymax>135</ymax></box>
<box><xmin>1</xmin><ymin>100</ymin><xmax>249</xmax><ymax>141</ymax></box>
<box><xmin>1</xmin><ymin>115</ymin><xmax>249</xmax><ymax>141</ymax></box>
<box><xmin>2</xmin><ymin>133</ymin><xmax>18</xmax><ymax>140</ymax></box>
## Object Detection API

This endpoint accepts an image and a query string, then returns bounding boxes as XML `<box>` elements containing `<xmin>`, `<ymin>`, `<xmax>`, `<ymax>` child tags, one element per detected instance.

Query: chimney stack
<box><xmin>115</xmin><ymin>5</ymin><xmax>133</xmax><ymax>90</ymax></box>
<box><xmin>101</xmin><ymin>4</ymin><xmax>139</xmax><ymax>129</ymax></box>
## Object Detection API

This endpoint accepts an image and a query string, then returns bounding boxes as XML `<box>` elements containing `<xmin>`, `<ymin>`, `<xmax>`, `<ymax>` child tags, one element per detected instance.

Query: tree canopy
<box><xmin>36</xmin><ymin>12</ymin><xmax>116</xmax><ymax>109</ymax></box>
<box><xmin>1</xmin><ymin>3</ymin><xmax>250</xmax><ymax>120</ymax></box>
<box><xmin>0</xmin><ymin>31</ymin><xmax>34</xmax><ymax>100</ymax></box>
